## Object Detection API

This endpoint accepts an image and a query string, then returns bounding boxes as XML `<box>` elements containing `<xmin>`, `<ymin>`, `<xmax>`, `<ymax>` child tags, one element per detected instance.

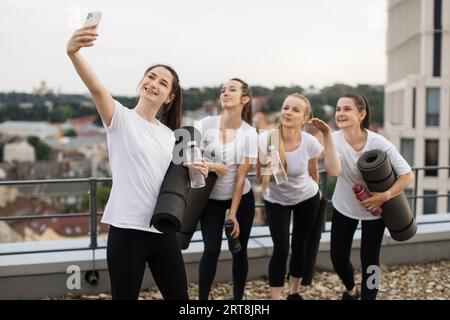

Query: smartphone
<box><xmin>83</xmin><ymin>11</ymin><xmax>102</xmax><ymax>30</ymax></box>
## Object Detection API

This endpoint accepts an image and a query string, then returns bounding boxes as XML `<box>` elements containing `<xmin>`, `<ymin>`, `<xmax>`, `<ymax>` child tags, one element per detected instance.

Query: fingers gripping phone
<box><xmin>83</xmin><ymin>11</ymin><xmax>102</xmax><ymax>30</ymax></box>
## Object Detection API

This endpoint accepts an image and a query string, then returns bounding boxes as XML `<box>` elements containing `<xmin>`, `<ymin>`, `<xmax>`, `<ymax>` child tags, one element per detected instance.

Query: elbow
<box><xmin>327</xmin><ymin>171</ymin><xmax>341</xmax><ymax>178</ymax></box>
<box><xmin>407</xmin><ymin>171</ymin><xmax>415</xmax><ymax>186</ymax></box>
<box><xmin>325</xmin><ymin>166</ymin><xmax>341</xmax><ymax>178</ymax></box>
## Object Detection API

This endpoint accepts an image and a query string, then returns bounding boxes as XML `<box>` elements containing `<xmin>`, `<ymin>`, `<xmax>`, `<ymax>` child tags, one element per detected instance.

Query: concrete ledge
<box><xmin>0</xmin><ymin>214</ymin><xmax>449</xmax><ymax>299</ymax></box>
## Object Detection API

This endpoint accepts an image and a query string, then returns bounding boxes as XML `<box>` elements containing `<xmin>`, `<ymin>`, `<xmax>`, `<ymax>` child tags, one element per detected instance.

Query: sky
<box><xmin>0</xmin><ymin>0</ymin><xmax>387</xmax><ymax>96</ymax></box>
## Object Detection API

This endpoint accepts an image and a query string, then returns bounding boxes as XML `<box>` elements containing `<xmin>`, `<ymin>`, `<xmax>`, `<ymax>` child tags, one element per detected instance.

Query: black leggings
<box><xmin>330</xmin><ymin>208</ymin><xmax>386</xmax><ymax>300</ymax></box>
<box><xmin>198</xmin><ymin>190</ymin><xmax>255</xmax><ymax>300</ymax></box>
<box><xmin>107</xmin><ymin>225</ymin><xmax>188</xmax><ymax>300</ymax></box>
<box><xmin>265</xmin><ymin>191</ymin><xmax>321</xmax><ymax>287</ymax></box>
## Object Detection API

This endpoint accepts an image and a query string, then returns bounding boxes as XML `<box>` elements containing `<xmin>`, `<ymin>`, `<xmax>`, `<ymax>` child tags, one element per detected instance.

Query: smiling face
<box><xmin>220</xmin><ymin>80</ymin><xmax>249</xmax><ymax>110</ymax></box>
<box><xmin>280</xmin><ymin>95</ymin><xmax>309</xmax><ymax>129</ymax></box>
<box><xmin>138</xmin><ymin>66</ymin><xmax>174</xmax><ymax>107</ymax></box>
<box><xmin>335</xmin><ymin>97</ymin><xmax>366</xmax><ymax>129</ymax></box>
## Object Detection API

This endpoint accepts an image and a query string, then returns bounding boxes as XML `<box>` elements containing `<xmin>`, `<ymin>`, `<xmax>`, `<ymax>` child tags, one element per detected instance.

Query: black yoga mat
<box><xmin>151</xmin><ymin>126</ymin><xmax>201</xmax><ymax>234</ymax></box>
<box><xmin>177</xmin><ymin>172</ymin><xmax>218</xmax><ymax>249</ymax></box>
<box><xmin>357</xmin><ymin>149</ymin><xmax>417</xmax><ymax>241</ymax></box>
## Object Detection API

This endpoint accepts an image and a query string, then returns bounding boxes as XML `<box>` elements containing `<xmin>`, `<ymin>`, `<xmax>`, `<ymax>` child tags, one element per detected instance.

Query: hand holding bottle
<box><xmin>353</xmin><ymin>184</ymin><xmax>383</xmax><ymax>216</ymax></box>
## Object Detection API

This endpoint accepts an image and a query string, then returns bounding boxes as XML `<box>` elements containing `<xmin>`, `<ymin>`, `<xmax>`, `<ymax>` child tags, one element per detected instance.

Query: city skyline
<box><xmin>0</xmin><ymin>0</ymin><xmax>387</xmax><ymax>96</ymax></box>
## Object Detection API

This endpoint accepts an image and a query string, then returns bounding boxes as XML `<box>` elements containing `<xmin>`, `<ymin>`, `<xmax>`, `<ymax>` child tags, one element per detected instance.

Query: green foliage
<box><xmin>183</xmin><ymin>87</ymin><xmax>220</xmax><ymax>111</ymax></box>
<box><xmin>82</xmin><ymin>185</ymin><xmax>111</xmax><ymax>211</ymax></box>
<box><xmin>64</xmin><ymin>129</ymin><xmax>77</xmax><ymax>137</ymax></box>
<box><xmin>323</xmin><ymin>176</ymin><xmax>337</xmax><ymax>222</ymax></box>
<box><xmin>51</xmin><ymin>105</ymin><xmax>73</xmax><ymax>123</ymax></box>
<box><xmin>0</xmin><ymin>84</ymin><xmax>384</xmax><ymax>125</ymax></box>
<box><xmin>26</xmin><ymin>136</ymin><xmax>51</xmax><ymax>160</ymax></box>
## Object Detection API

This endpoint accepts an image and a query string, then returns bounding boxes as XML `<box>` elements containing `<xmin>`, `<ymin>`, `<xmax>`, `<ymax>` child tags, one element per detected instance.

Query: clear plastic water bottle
<box><xmin>186</xmin><ymin>141</ymin><xmax>206</xmax><ymax>189</ymax></box>
<box><xmin>268</xmin><ymin>145</ymin><xmax>288</xmax><ymax>184</ymax></box>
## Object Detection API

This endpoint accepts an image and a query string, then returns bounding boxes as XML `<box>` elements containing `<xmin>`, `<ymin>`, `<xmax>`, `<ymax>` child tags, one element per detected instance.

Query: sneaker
<box><xmin>287</xmin><ymin>293</ymin><xmax>303</xmax><ymax>300</ymax></box>
<box><xmin>342</xmin><ymin>288</ymin><xmax>360</xmax><ymax>300</ymax></box>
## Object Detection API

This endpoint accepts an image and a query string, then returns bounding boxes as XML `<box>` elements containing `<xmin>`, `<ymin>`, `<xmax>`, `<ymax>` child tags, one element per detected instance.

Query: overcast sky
<box><xmin>0</xmin><ymin>0</ymin><xmax>387</xmax><ymax>96</ymax></box>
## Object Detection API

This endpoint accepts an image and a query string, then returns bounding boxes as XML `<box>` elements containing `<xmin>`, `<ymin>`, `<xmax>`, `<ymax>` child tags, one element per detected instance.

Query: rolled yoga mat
<box><xmin>357</xmin><ymin>149</ymin><xmax>417</xmax><ymax>241</ymax></box>
<box><xmin>151</xmin><ymin>126</ymin><xmax>201</xmax><ymax>234</ymax></box>
<box><xmin>177</xmin><ymin>172</ymin><xmax>217</xmax><ymax>249</ymax></box>
<box><xmin>301</xmin><ymin>197</ymin><xmax>328</xmax><ymax>286</ymax></box>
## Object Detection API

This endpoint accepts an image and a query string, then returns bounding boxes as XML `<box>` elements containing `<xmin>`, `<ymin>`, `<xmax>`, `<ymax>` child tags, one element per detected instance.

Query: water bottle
<box><xmin>268</xmin><ymin>145</ymin><xmax>288</xmax><ymax>184</ymax></box>
<box><xmin>352</xmin><ymin>184</ymin><xmax>383</xmax><ymax>216</ymax></box>
<box><xmin>224</xmin><ymin>219</ymin><xmax>241</xmax><ymax>253</ymax></box>
<box><xmin>186</xmin><ymin>141</ymin><xmax>206</xmax><ymax>189</ymax></box>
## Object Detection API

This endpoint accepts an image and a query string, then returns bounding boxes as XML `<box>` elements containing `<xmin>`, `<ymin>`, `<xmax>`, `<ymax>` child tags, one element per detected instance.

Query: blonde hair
<box><xmin>260</xmin><ymin>93</ymin><xmax>312</xmax><ymax>194</ymax></box>
<box><xmin>289</xmin><ymin>93</ymin><xmax>312</xmax><ymax>129</ymax></box>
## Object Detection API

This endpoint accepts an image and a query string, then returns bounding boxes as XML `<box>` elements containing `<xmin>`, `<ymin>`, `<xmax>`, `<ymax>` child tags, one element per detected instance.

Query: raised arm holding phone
<box><xmin>66</xmin><ymin>12</ymin><xmax>207</xmax><ymax>300</ymax></box>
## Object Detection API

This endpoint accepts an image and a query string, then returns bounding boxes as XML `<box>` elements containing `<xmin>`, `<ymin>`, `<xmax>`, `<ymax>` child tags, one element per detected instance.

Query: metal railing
<box><xmin>0</xmin><ymin>166</ymin><xmax>449</xmax><ymax>257</ymax></box>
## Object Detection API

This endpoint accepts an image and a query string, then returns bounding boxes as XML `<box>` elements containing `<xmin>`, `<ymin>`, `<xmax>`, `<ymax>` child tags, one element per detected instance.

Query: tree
<box><xmin>51</xmin><ymin>105</ymin><xmax>73</xmax><ymax>123</ymax></box>
<box><xmin>82</xmin><ymin>185</ymin><xmax>111</xmax><ymax>211</ymax></box>
<box><xmin>64</xmin><ymin>129</ymin><xmax>77</xmax><ymax>137</ymax></box>
<box><xmin>27</xmin><ymin>136</ymin><xmax>51</xmax><ymax>160</ymax></box>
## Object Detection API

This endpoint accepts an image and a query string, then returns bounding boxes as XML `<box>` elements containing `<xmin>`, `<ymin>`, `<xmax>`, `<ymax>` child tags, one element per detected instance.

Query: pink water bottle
<box><xmin>352</xmin><ymin>184</ymin><xmax>383</xmax><ymax>216</ymax></box>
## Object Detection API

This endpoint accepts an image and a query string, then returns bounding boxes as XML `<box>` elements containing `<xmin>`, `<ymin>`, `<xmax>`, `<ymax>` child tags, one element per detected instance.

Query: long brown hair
<box><xmin>139</xmin><ymin>64</ymin><xmax>183</xmax><ymax>130</ymax></box>
<box><xmin>230</xmin><ymin>78</ymin><xmax>253</xmax><ymax>125</ymax></box>
<box><xmin>340</xmin><ymin>94</ymin><xmax>371</xmax><ymax>130</ymax></box>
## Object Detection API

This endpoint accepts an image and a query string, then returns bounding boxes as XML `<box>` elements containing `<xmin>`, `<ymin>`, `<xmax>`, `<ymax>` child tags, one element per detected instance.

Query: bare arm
<box><xmin>309</xmin><ymin>118</ymin><xmax>342</xmax><ymax>177</ymax></box>
<box><xmin>361</xmin><ymin>171</ymin><xmax>415</xmax><ymax>212</ymax></box>
<box><xmin>207</xmin><ymin>162</ymin><xmax>229</xmax><ymax>178</ymax></box>
<box><xmin>228</xmin><ymin>157</ymin><xmax>255</xmax><ymax>238</ymax></box>
<box><xmin>66</xmin><ymin>25</ymin><xmax>115</xmax><ymax>126</ymax></box>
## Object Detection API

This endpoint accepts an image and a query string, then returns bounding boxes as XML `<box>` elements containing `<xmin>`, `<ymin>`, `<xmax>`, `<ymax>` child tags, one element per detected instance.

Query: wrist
<box><xmin>228</xmin><ymin>211</ymin><xmax>237</xmax><ymax>219</ymax></box>
<box><xmin>207</xmin><ymin>163</ymin><xmax>216</xmax><ymax>172</ymax></box>
<box><xmin>67</xmin><ymin>51</ymin><xmax>79</xmax><ymax>59</ymax></box>
<box><xmin>384</xmin><ymin>190</ymin><xmax>392</xmax><ymax>201</ymax></box>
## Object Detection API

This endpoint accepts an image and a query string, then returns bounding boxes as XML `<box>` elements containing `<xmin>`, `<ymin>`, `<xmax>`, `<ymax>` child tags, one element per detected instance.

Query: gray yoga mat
<box><xmin>151</xmin><ymin>126</ymin><xmax>201</xmax><ymax>234</ymax></box>
<box><xmin>357</xmin><ymin>149</ymin><xmax>417</xmax><ymax>241</ymax></box>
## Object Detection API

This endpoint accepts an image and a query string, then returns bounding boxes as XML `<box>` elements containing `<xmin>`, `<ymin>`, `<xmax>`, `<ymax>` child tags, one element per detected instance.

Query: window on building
<box><xmin>425</xmin><ymin>139</ymin><xmax>439</xmax><ymax>176</ymax></box>
<box><xmin>401</xmin><ymin>139</ymin><xmax>415</xmax><ymax>166</ymax></box>
<box><xmin>423</xmin><ymin>190</ymin><xmax>438</xmax><ymax>214</ymax></box>
<box><xmin>412</xmin><ymin>88</ymin><xmax>416</xmax><ymax>128</ymax></box>
<box><xmin>433</xmin><ymin>0</ymin><xmax>442</xmax><ymax>77</ymax></box>
<box><xmin>426</xmin><ymin>88</ymin><xmax>440</xmax><ymax>126</ymax></box>
<box><xmin>447</xmin><ymin>191</ymin><xmax>450</xmax><ymax>213</ymax></box>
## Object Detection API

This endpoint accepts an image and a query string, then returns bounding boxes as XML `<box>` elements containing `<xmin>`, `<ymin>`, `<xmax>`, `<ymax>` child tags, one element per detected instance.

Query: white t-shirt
<box><xmin>258</xmin><ymin>130</ymin><xmax>323</xmax><ymax>206</ymax></box>
<box><xmin>196</xmin><ymin>115</ymin><xmax>258</xmax><ymax>200</ymax></box>
<box><xmin>332</xmin><ymin>130</ymin><xmax>412</xmax><ymax>221</ymax></box>
<box><xmin>101</xmin><ymin>100</ymin><xmax>175</xmax><ymax>232</ymax></box>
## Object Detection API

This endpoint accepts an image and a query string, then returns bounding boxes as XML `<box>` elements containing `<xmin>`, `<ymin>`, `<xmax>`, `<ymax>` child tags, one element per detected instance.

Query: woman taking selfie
<box><xmin>66</xmin><ymin>24</ymin><xmax>206</xmax><ymax>300</ymax></box>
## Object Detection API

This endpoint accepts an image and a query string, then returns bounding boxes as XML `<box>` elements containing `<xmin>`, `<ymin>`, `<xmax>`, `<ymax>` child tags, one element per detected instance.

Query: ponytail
<box><xmin>341</xmin><ymin>93</ymin><xmax>371</xmax><ymax>130</ymax></box>
<box><xmin>230</xmin><ymin>78</ymin><xmax>253</xmax><ymax>125</ymax></box>
<box><xmin>360</xmin><ymin>96</ymin><xmax>371</xmax><ymax>130</ymax></box>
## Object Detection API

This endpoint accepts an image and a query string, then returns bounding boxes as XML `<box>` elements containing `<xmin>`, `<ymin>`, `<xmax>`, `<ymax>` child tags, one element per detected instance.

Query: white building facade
<box><xmin>385</xmin><ymin>0</ymin><xmax>450</xmax><ymax>215</ymax></box>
